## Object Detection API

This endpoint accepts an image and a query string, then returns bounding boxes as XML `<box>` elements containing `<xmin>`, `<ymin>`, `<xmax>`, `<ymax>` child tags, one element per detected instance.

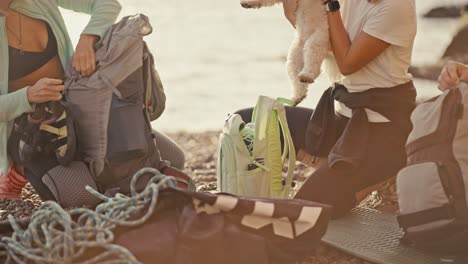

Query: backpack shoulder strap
<box><xmin>143</xmin><ymin>43</ymin><xmax>166</xmax><ymax>122</ymax></box>
<box><xmin>251</xmin><ymin>96</ymin><xmax>296</xmax><ymax>198</ymax></box>
<box><xmin>275</xmin><ymin>102</ymin><xmax>296</xmax><ymax>198</ymax></box>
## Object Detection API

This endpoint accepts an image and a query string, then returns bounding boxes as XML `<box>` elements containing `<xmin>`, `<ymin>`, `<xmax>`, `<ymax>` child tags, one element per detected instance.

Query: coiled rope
<box><xmin>1</xmin><ymin>168</ymin><xmax>178</xmax><ymax>264</ymax></box>
<box><xmin>240</xmin><ymin>123</ymin><xmax>255</xmax><ymax>155</ymax></box>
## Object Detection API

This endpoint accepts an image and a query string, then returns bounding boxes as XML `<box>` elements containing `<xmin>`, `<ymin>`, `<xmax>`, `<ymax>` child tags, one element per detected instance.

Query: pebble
<box><xmin>193</xmin><ymin>169</ymin><xmax>217</xmax><ymax>176</ymax></box>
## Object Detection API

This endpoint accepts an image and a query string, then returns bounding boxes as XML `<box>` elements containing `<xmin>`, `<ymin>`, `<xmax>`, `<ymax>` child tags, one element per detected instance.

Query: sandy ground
<box><xmin>0</xmin><ymin>131</ymin><xmax>398</xmax><ymax>264</ymax></box>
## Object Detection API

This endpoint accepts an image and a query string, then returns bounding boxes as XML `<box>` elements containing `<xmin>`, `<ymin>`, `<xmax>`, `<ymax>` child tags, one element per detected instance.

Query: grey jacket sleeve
<box><xmin>56</xmin><ymin>0</ymin><xmax>122</xmax><ymax>39</ymax></box>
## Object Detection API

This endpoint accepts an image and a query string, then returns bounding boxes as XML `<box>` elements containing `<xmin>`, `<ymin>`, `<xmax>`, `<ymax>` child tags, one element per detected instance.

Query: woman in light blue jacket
<box><xmin>0</xmin><ymin>0</ymin><xmax>122</xmax><ymax>199</ymax></box>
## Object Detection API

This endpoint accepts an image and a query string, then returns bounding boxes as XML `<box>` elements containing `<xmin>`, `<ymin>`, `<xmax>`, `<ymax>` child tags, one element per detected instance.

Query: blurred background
<box><xmin>62</xmin><ymin>0</ymin><xmax>468</xmax><ymax>131</ymax></box>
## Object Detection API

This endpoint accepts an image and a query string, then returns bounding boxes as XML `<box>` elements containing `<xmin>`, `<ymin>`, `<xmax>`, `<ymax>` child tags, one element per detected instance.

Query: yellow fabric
<box><xmin>40</xmin><ymin>124</ymin><xmax>67</xmax><ymax>137</ymax></box>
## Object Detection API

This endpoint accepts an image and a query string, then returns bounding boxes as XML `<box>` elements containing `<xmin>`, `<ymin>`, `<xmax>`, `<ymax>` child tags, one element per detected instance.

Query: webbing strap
<box><xmin>39</xmin><ymin>124</ymin><xmax>67</xmax><ymax>137</ymax></box>
<box><xmin>47</xmin><ymin>137</ymin><xmax>68</xmax><ymax>152</ymax></box>
<box><xmin>276</xmin><ymin>103</ymin><xmax>296</xmax><ymax>199</ymax></box>
<box><xmin>143</xmin><ymin>44</ymin><xmax>152</xmax><ymax>124</ymax></box>
<box><xmin>397</xmin><ymin>204</ymin><xmax>456</xmax><ymax>229</ymax></box>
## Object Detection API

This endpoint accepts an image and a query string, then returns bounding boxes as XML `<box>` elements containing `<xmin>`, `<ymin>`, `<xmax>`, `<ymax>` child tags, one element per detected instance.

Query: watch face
<box><xmin>328</xmin><ymin>1</ymin><xmax>340</xmax><ymax>12</ymax></box>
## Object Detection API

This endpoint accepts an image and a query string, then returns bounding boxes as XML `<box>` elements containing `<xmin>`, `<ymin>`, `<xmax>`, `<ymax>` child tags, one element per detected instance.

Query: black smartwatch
<box><xmin>325</xmin><ymin>0</ymin><xmax>340</xmax><ymax>12</ymax></box>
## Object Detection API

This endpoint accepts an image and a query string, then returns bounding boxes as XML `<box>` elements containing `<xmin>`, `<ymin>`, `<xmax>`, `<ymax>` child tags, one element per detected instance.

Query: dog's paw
<box><xmin>241</xmin><ymin>2</ymin><xmax>262</xmax><ymax>8</ymax></box>
<box><xmin>298</xmin><ymin>73</ymin><xmax>315</xmax><ymax>84</ymax></box>
<box><xmin>292</xmin><ymin>94</ymin><xmax>307</xmax><ymax>106</ymax></box>
<box><xmin>240</xmin><ymin>0</ymin><xmax>265</xmax><ymax>8</ymax></box>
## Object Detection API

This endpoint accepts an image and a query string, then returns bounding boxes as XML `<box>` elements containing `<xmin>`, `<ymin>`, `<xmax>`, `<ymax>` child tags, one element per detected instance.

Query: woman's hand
<box><xmin>72</xmin><ymin>34</ymin><xmax>99</xmax><ymax>77</ymax></box>
<box><xmin>27</xmin><ymin>78</ymin><xmax>64</xmax><ymax>104</ymax></box>
<box><xmin>438</xmin><ymin>61</ymin><xmax>468</xmax><ymax>91</ymax></box>
<box><xmin>282</xmin><ymin>0</ymin><xmax>298</xmax><ymax>26</ymax></box>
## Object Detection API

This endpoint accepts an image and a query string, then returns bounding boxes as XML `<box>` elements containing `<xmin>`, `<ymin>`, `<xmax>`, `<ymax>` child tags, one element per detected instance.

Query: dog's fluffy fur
<box><xmin>241</xmin><ymin>0</ymin><xmax>330</xmax><ymax>105</ymax></box>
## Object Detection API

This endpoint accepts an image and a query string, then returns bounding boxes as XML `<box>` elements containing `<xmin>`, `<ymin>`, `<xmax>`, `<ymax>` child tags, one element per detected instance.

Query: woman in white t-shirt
<box><xmin>236</xmin><ymin>0</ymin><xmax>417</xmax><ymax>217</ymax></box>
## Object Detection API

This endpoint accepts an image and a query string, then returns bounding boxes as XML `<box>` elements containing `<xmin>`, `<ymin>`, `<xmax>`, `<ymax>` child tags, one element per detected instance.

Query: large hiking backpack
<box><xmin>63</xmin><ymin>14</ymin><xmax>167</xmax><ymax>194</ymax></box>
<box><xmin>217</xmin><ymin>96</ymin><xmax>296</xmax><ymax>199</ymax></box>
<box><xmin>396</xmin><ymin>83</ymin><xmax>468</xmax><ymax>254</ymax></box>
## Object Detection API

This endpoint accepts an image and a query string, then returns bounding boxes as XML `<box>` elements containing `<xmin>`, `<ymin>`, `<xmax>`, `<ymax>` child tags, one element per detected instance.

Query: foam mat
<box><xmin>322</xmin><ymin>207</ymin><xmax>448</xmax><ymax>264</ymax></box>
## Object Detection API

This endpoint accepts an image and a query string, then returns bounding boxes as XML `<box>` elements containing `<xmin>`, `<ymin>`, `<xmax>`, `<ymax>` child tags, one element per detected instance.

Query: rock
<box><xmin>13</xmin><ymin>211</ymin><xmax>23</xmax><ymax>218</ymax></box>
<box><xmin>410</xmin><ymin>23</ymin><xmax>468</xmax><ymax>81</ymax></box>
<box><xmin>423</xmin><ymin>5</ymin><xmax>468</xmax><ymax>18</ymax></box>
<box><xmin>410</xmin><ymin>55</ymin><xmax>468</xmax><ymax>82</ymax></box>
<box><xmin>193</xmin><ymin>169</ymin><xmax>217</xmax><ymax>176</ymax></box>
<box><xmin>443</xmin><ymin>24</ymin><xmax>468</xmax><ymax>58</ymax></box>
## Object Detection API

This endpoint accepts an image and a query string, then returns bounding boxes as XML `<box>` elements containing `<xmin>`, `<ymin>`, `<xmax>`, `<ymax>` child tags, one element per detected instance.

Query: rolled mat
<box><xmin>322</xmin><ymin>207</ymin><xmax>466</xmax><ymax>264</ymax></box>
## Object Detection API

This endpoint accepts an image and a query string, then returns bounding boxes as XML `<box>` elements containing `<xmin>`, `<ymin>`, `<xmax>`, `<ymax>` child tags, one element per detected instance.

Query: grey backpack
<box><xmin>396</xmin><ymin>83</ymin><xmax>468</xmax><ymax>254</ymax></box>
<box><xmin>63</xmin><ymin>14</ymin><xmax>166</xmax><ymax>194</ymax></box>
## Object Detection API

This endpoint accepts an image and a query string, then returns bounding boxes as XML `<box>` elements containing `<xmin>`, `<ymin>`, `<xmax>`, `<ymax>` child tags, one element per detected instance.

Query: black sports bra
<box><xmin>8</xmin><ymin>23</ymin><xmax>58</xmax><ymax>81</ymax></box>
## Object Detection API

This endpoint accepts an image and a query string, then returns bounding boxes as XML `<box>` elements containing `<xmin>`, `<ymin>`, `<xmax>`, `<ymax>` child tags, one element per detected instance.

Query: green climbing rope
<box><xmin>240</xmin><ymin>123</ymin><xmax>255</xmax><ymax>155</ymax></box>
<box><xmin>1</xmin><ymin>168</ymin><xmax>178</xmax><ymax>264</ymax></box>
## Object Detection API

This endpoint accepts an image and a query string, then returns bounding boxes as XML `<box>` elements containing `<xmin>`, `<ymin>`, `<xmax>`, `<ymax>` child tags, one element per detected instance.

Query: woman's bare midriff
<box><xmin>7</xmin><ymin>10</ymin><xmax>65</xmax><ymax>93</ymax></box>
<box><xmin>8</xmin><ymin>56</ymin><xmax>65</xmax><ymax>92</ymax></box>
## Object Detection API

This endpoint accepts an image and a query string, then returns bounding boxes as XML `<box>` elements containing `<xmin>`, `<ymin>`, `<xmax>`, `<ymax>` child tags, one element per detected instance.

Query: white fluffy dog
<box><xmin>241</xmin><ymin>0</ymin><xmax>330</xmax><ymax>105</ymax></box>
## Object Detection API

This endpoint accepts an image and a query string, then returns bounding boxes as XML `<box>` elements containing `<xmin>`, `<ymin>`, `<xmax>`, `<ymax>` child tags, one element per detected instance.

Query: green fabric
<box><xmin>267</xmin><ymin>111</ymin><xmax>283</xmax><ymax>197</ymax></box>
<box><xmin>217</xmin><ymin>96</ymin><xmax>296</xmax><ymax>198</ymax></box>
<box><xmin>0</xmin><ymin>0</ymin><xmax>121</xmax><ymax>175</ymax></box>
<box><xmin>276</xmin><ymin>105</ymin><xmax>295</xmax><ymax>198</ymax></box>
<box><xmin>251</xmin><ymin>96</ymin><xmax>296</xmax><ymax>199</ymax></box>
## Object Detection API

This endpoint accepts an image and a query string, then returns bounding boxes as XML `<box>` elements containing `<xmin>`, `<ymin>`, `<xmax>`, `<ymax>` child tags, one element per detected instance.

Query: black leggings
<box><xmin>7</xmin><ymin>126</ymin><xmax>58</xmax><ymax>201</ymax></box>
<box><xmin>235</xmin><ymin>106</ymin><xmax>313</xmax><ymax>152</ymax></box>
<box><xmin>235</xmin><ymin>106</ymin><xmax>408</xmax><ymax>218</ymax></box>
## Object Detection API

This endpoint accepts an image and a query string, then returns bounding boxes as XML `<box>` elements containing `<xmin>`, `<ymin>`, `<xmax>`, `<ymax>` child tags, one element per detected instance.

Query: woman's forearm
<box><xmin>327</xmin><ymin>11</ymin><xmax>353</xmax><ymax>75</ymax></box>
<box><xmin>0</xmin><ymin>89</ymin><xmax>34</xmax><ymax>122</ymax></box>
<box><xmin>327</xmin><ymin>10</ymin><xmax>390</xmax><ymax>76</ymax></box>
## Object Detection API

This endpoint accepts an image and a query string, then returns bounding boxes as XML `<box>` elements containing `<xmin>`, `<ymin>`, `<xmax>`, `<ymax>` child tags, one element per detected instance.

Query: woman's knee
<box><xmin>168</xmin><ymin>144</ymin><xmax>185</xmax><ymax>170</ymax></box>
<box><xmin>295</xmin><ymin>164</ymin><xmax>357</xmax><ymax>219</ymax></box>
<box><xmin>153</xmin><ymin>130</ymin><xmax>186</xmax><ymax>170</ymax></box>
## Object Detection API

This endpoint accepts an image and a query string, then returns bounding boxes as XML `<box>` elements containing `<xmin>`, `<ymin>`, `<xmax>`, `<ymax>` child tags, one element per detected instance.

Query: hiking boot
<box><xmin>0</xmin><ymin>163</ymin><xmax>28</xmax><ymax>200</ymax></box>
